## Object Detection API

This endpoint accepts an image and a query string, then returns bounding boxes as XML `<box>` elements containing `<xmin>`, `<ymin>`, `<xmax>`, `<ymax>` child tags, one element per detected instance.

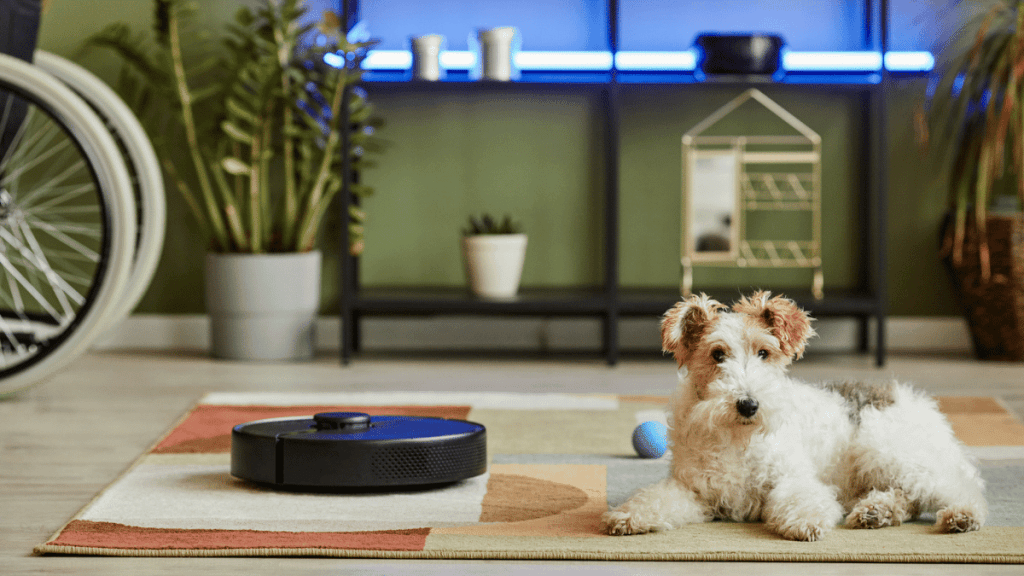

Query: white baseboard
<box><xmin>91</xmin><ymin>314</ymin><xmax>974</xmax><ymax>354</ymax></box>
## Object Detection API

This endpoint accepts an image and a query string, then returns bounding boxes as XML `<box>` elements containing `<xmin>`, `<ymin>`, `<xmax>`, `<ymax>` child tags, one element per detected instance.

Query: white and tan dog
<box><xmin>601</xmin><ymin>292</ymin><xmax>986</xmax><ymax>541</ymax></box>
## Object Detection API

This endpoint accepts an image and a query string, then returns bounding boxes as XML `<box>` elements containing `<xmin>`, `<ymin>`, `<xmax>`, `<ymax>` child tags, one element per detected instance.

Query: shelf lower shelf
<box><xmin>618</xmin><ymin>288</ymin><xmax>884</xmax><ymax>317</ymax></box>
<box><xmin>352</xmin><ymin>287</ymin><xmax>612</xmax><ymax>315</ymax></box>
<box><xmin>348</xmin><ymin>286</ymin><xmax>883</xmax><ymax>318</ymax></box>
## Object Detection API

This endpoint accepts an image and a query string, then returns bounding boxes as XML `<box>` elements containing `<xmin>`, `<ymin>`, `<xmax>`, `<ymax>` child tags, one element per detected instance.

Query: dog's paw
<box><xmin>936</xmin><ymin>506</ymin><xmax>982</xmax><ymax>534</ymax></box>
<box><xmin>846</xmin><ymin>502</ymin><xmax>895</xmax><ymax>529</ymax></box>
<box><xmin>765</xmin><ymin>491</ymin><xmax>842</xmax><ymax>542</ymax></box>
<box><xmin>845</xmin><ymin>488</ymin><xmax>915</xmax><ymax>530</ymax></box>
<box><xmin>600</xmin><ymin>509</ymin><xmax>665</xmax><ymax>536</ymax></box>
<box><xmin>772</xmin><ymin>519</ymin><xmax>831</xmax><ymax>542</ymax></box>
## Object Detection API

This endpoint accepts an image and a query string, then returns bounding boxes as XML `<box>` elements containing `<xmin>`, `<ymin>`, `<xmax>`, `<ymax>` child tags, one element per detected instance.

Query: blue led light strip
<box><xmin>354</xmin><ymin>50</ymin><xmax>934</xmax><ymax>73</ymax></box>
<box><xmin>615</xmin><ymin>51</ymin><xmax>697</xmax><ymax>71</ymax></box>
<box><xmin>883</xmin><ymin>51</ymin><xmax>935</xmax><ymax>72</ymax></box>
<box><xmin>360</xmin><ymin>50</ymin><xmax>613</xmax><ymax>71</ymax></box>
<box><xmin>783</xmin><ymin>51</ymin><xmax>882</xmax><ymax>71</ymax></box>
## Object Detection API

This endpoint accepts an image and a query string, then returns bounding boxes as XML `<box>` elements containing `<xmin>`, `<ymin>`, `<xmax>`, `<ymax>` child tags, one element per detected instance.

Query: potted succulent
<box><xmin>462</xmin><ymin>214</ymin><xmax>527</xmax><ymax>299</ymax></box>
<box><xmin>85</xmin><ymin>0</ymin><xmax>383</xmax><ymax>360</ymax></box>
<box><xmin>920</xmin><ymin>0</ymin><xmax>1024</xmax><ymax>360</ymax></box>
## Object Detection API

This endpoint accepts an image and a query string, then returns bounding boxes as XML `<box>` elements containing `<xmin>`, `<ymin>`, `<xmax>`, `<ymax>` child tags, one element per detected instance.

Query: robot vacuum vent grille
<box><xmin>371</xmin><ymin>441</ymin><xmax>487</xmax><ymax>482</ymax></box>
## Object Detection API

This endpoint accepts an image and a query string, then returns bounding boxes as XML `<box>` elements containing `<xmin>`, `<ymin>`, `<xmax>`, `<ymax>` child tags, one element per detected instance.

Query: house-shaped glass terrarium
<box><xmin>681</xmin><ymin>88</ymin><xmax>823</xmax><ymax>298</ymax></box>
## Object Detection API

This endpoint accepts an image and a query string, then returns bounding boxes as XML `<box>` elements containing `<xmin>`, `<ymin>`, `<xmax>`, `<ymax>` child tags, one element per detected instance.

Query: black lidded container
<box><xmin>696</xmin><ymin>33</ymin><xmax>784</xmax><ymax>75</ymax></box>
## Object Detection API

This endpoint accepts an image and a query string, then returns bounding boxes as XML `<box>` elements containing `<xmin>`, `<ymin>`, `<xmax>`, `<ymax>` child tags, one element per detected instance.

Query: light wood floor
<box><xmin>2</xmin><ymin>349</ymin><xmax>1023</xmax><ymax>576</ymax></box>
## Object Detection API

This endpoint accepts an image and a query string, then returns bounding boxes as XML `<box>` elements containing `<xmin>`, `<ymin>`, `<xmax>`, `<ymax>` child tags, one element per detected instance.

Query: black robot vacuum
<box><xmin>231</xmin><ymin>412</ymin><xmax>487</xmax><ymax>489</ymax></box>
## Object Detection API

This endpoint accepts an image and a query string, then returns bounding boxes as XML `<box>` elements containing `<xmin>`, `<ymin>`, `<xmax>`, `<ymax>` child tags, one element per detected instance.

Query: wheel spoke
<box><xmin>18</xmin><ymin>213</ymin><xmax>100</xmax><ymax>262</ymax></box>
<box><xmin>13</xmin><ymin>218</ymin><xmax>85</xmax><ymax>307</ymax></box>
<box><xmin>20</xmin><ymin>246</ymin><xmax>97</xmax><ymax>263</ymax></box>
<box><xmin>0</xmin><ymin>108</ymin><xmax>56</xmax><ymax>178</ymax></box>
<box><xmin>20</xmin><ymin>216</ymin><xmax>101</xmax><ymax>238</ymax></box>
<box><xmin>24</xmin><ymin>203</ymin><xmax>99</xmax><ymax>217</ymax></box>
<box><xmin>0</xmin><ymin>250</ymin><xmax>65</xmax><ymax>324</ymax></box>
<box><xmin>18</xmin><ymin>182</ymin><xmax>94</xmax><ymax>214</ymax></box>
<box><xmin>0</xmin><ymin>98</ymin><xmax>31</xmax><ymax>173</ymax></box>
<box><xmin>0</xmin><ymin>310</ymin><xmax>29</xmax><ymax>358</ymax></box>
<box><xmin>5</xmin><ymin>242</ymin><xmax>91</xmax><ymax>289</ymax></box>
<box><xmin>11</xmin><ymin>158</ymin><xmax>87</xmax><ymax>208</ymax></box>
<box><xmin>2</xmin><ymin>257</ymin><xmax>26</xmax><ymax>318</ymax></box>
<box><xmin>0</xmin><ymin>133</ymin><xmax>71</xmax><ymax>188</ymax></box>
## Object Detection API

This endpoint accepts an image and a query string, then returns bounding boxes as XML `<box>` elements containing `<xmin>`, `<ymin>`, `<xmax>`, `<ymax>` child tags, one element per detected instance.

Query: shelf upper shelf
<box><xmin>362</xmin><ymin>69</ymin><xmax>614</xmax><ymax>85</ymax></box>
<box><xmin>355</xmin><ymin>49</ymin><xmax>933</xmax><ymax>86</ymax></box>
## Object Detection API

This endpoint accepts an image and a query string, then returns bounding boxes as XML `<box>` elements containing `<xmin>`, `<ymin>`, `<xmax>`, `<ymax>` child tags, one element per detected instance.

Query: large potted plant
<box><xmin>86</xmin><ymin>0</ymin><xmax>382</xmax><ymax>360</ymax></box>
<box><xmin>920</xmin><ymin>0</ymin><xmax>1024</xmax><ymax>360</ymax></box>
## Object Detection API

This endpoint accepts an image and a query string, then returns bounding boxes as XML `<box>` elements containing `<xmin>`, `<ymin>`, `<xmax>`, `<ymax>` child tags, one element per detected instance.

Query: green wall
<box><xmin>37</xmin><ymin>0</ymin><xmax>958</xmax><ymax>316</ymax></box>
<box><xmin>359</xmin><ymin>87</ymin><xmax>605</xmax><ymax>288</ymax></box>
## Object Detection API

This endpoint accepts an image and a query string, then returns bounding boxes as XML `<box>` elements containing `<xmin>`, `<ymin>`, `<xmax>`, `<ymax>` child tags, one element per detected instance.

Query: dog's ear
<box><xmin>732</xmin><ymin>291</ymin><xmax>816</xmax><ymax>359</ymax></box>
<box><xmin>661</xmin><ymin>293</ymin><xmax>724</xmax><ymax>366</ymax></box>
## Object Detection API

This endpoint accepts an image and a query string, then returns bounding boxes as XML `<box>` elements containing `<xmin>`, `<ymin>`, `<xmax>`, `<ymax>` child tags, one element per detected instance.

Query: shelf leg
<box><xmin>603</xmin><ymin>312</ymin><xmax>619</xmax><ymax>366</ymax></box>
<box><xmin>352</xmin><ymin>312</ymin><xmax>362</xmax><ymax>354</ymax></box>
<box><xmin>875</xmin><ymin>312</ymin><xmax>886</xmax><ymax>367</ymax></box>
<box><xmin>681</xmin><ymin>260</ymin><xmax>693</xmax><ymax>297</ymax></box>
<box><xmin>812</xmin><ymin>268</ymin><xmax>824</xmax><ymax>300</ymax></box>
<box><xmin>341</xmin><ymin>309</ymin><xmax>352</xmax><ymax>366</ymax></box>
<box><xmin>856</xmin><ymin>316</ymin><xmax>870</xmax><ymax>353</ymax></box>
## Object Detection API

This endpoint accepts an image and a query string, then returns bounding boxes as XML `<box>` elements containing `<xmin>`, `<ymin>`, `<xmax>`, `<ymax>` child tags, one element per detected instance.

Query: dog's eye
<box><xmin>711</xmin><ymin>349</ymin><xmax>726</xmax><ymax>363</ymax></box>
<box><xmin>757</xmin><ymin>349</ymin><xmax>769</xmax><ymax>360</ymax></box>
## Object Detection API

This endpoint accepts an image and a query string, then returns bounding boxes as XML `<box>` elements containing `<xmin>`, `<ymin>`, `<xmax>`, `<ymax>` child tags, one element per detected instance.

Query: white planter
<box><xmin>462</xmin><ymin>234</ymin><xmax>528</xmax><ymax>299</ymax></box>
<box><xmin>411</xmin><ymin>34</ymin><xmax>444</xmax><ymax>81</ymax></box>
<box><xmin>204</xmin><ymin>251</ymin><xmax>321</xmax><ymax>361</ymax></box>
<box><xmin>476</xmin><ymin>26</ymin><xmax>519</xmax><ymax>81</ymax></box>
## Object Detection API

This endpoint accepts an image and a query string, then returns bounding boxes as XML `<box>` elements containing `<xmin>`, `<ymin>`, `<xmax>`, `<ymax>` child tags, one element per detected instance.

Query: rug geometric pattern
<box><xmin>36</xmin><ymin>392</ymin><xmax>1024</xmax><ymax>562</ymax></box>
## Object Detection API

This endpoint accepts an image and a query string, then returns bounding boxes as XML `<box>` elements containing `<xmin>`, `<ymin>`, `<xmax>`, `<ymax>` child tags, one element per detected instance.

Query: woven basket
<box><xmin>941</xmin><ymin>213</ymin><xmax>1024</xmax><ymax>361</ymax></box>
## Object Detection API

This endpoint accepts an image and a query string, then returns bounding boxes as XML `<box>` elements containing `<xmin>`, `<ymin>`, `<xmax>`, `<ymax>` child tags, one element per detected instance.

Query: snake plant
<box><xmin>463</xmin><ymin>214</ymin><xmax>522</xmax><ymax>236</ymax></box>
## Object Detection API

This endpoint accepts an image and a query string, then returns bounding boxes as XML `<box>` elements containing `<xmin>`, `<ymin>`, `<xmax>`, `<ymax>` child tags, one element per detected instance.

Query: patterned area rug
<box><xmin>36</xmin><ymin>392</ymin><xmax>1024</xmax><ymax>562</ymax></box>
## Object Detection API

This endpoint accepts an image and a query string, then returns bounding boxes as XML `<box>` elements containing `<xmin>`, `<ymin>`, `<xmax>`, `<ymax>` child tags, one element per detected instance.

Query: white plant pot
<box><xmin>205</xmin><ymin>251</ymin><xmax>321</xmax><ymax>361</ymax></box>
<box><xmin>462</xmin><ymin>234</ymin><xmax>528</xmax><ymax>299</ymax></box>
<box><xmin>475</xmin><ymin>26</ymin><xmax>519</xmax><ymax>81</ymax></box>
<box><xmin>411</xmin><ymin>34</ymin><xmax>445</xmax><ymax>81</ymax></box>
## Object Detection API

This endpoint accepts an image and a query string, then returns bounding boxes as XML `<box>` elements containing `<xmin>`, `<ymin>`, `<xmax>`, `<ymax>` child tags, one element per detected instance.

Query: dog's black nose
<box><xmin>736</xmin><ymin>398</ymin><xmax>759</xmax><ymax>418</ymax></box>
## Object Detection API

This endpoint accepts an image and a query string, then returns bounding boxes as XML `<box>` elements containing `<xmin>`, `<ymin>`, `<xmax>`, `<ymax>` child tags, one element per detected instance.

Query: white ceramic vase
<box><xmin>411</xmin><ymin>34</ymin><xmax>445</xmax><ymax>81</ymax></box>
<box><xmin>476</xmin><ymin>26</ymin><xmax>519</xmax><ymax>81</ymax></box>
<box><xmin>204</xmin><ymin>251</ymin><xmax>321</xmax><ymax>361</ymax></box>
<box><xmin>462</xmin><ymin>234</ymin><xmax>528</xmax><ymax>299</ymax></box>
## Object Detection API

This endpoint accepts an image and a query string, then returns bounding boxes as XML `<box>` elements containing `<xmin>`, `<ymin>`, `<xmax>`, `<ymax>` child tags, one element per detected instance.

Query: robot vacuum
<box><xmin>231</xmin><ymin>412</ymin><xmax>487</xmax><ymax>489</ymax></box>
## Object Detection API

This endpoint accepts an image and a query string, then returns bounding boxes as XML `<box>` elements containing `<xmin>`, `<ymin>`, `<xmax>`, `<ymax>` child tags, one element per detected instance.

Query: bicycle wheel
<box><xmin>0</xmin><ymin>52</ymin><xmax>135</xmax><ymax>397</ymax></box>
<box><xmin>34</xmin><ymin>50</ymin><xmax>166</xmax><ymax>329</ymax></box>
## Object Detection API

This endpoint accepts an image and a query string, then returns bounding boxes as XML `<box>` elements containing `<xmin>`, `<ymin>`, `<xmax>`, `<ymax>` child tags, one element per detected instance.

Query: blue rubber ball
<box><xmin>632</xmin><ymin>421</ymin><xmax>668</xmax><ymax>459</ymax></box>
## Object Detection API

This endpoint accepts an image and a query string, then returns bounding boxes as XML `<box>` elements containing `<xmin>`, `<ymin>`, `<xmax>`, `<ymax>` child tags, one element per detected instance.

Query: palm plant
<box><xmin>84</xmin><ymin>0</ymin><xmax>383</xmax><ymax>254</ymax></box>
<box><xmin>919</xmin><ymin>0</ymin><xmax>1024</xmax><ymax>282</ymax></box>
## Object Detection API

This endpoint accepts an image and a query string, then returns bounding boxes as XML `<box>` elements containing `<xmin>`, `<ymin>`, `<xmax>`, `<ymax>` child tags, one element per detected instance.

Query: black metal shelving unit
<box><xmin>339</xmin><ymin>0</ymin><xmax>894</xmax><ymax>366</ymax></box>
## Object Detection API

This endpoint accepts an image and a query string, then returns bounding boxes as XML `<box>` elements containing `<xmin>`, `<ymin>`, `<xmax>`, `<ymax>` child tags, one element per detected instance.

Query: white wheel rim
<box><xmin>0</xmin><ymin>53</ymin><xmax>135</xmax><ymax>396</ymax></box>
<box><xmin>34</xmin><ymin>50</ymin><xmax>165</xmax><ymax>331</ymax></box>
